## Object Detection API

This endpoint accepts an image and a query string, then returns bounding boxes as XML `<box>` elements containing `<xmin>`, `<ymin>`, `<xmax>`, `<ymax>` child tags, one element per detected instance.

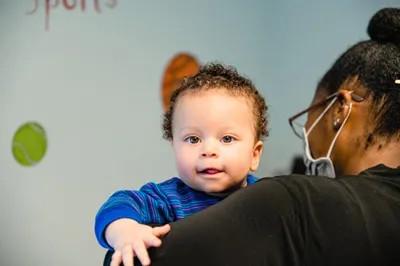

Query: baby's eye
<box><xmin>184</xmin><ymin>136</ymin><xmax>200</xmax><ymax>144</ymax></box>
<box><xmin>221</xmin><ymin>135</ymin><xmax>235</xmax><ymax>143</ymax></box>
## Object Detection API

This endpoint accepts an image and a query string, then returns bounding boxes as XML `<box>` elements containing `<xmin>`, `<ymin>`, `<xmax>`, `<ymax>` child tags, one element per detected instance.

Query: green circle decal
<box><xmin>12</xmin><ymin>122</ymin><xmax>47</xmax><ymax>166</ymax></box>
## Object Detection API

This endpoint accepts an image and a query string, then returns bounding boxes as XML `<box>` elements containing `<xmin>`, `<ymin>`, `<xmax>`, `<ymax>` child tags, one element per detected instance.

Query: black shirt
<box><xmin>105</xmin><ymin>165</ymin><xmax>400</xmax><ymax>266</ymax></box>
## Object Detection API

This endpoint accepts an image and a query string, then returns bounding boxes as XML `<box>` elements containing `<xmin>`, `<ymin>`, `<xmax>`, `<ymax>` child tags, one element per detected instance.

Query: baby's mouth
<box><xmin>198</xmin><ymin>168</ymin><xmax>222</xmax><ymax>175</ymax></box>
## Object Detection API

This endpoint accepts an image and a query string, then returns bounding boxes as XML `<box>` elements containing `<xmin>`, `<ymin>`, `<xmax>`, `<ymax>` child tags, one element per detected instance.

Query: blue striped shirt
<box><xmin>95</xmin><ymin>175</ymin><xmax>258</xmax><ymax>249</ymax></box>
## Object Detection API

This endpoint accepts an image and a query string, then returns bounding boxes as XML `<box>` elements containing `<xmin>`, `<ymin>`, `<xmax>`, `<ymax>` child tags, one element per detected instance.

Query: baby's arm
<box><xmin>95</xmin><ymin>183</ymin><xmax>175</xmax><ymax>265</ymax></box>
<box><xmin>106</xmin><ymin>218</ymin><xmax>170</xmax><ymax>266</ymax></box>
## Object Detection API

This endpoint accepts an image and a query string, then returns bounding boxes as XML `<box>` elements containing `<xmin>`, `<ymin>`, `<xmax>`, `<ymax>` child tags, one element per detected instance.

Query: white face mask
<box><xmin>302</xmin><ymin>96</ymin><xmax>352</xmax><ymax>178</ymax></box>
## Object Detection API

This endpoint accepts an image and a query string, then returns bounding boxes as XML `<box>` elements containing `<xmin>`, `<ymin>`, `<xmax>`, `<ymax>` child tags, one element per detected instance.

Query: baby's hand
<box><xmin>105</xmin><ymin>218</ymin><xmax>171</xmax><ymax>266</ymax></box>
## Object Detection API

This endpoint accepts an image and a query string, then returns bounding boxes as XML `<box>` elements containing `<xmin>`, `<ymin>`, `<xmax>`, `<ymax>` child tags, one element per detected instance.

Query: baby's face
<box><xmin>171</xmin><ymin>89</ymin><xmax>263</xmax><ymax>193</ymax></box>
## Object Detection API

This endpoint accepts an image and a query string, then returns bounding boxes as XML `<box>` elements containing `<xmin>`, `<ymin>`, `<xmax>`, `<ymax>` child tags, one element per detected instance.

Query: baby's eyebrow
<box><xmin>176</xmin><ymin>127</ymin><xmax>200</xmax><ymax>134</ymax></box>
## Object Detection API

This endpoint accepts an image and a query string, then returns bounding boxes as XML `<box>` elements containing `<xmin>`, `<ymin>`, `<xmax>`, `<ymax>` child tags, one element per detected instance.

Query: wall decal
<box><xmin>12</xmin><ymin>122</ymin><xmax>48</xmax><ymax>167</ymax></box>
<box><xmin>161</xmin><ymin>53</ymin><xmax>200</xmax><ymax>111</ymax></box>
<box><xmin>26</xmin><ymin>0</ymin><xmax>118</xmax><ymax>31</ymax></box>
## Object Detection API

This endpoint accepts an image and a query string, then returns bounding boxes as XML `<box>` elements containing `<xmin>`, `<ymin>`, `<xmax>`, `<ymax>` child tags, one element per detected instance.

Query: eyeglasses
<box><xmin>288</xmin><ymin>91</ymin><xmax>366</xmax><ymax>139</ymax></box>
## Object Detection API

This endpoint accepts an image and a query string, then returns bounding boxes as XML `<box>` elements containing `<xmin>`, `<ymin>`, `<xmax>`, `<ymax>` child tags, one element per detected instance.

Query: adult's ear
<box><xmin>331</xmin><ymin>90</ymin><xmax>353</xmax><ymax>131</ymax></box>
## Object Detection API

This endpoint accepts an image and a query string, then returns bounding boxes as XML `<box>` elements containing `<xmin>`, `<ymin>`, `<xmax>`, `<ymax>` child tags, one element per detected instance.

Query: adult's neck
<box><xmin>339</xmin><ymin>139</ymin><xmax>400</xmax><ymax>176</ymax></box>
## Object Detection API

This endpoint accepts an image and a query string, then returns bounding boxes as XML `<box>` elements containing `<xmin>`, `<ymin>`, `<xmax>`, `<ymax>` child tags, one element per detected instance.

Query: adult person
<box><xmin>104</xmin><ymin>7</ymin><xmax>400</xmax><ymax>266</ymax></box>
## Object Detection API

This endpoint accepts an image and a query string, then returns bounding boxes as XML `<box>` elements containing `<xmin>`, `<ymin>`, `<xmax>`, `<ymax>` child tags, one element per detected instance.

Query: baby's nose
<box><xmin>200</xmin><ymin>141</ymin><xmax>218</xmax><ymax>157</ymax></box>
<box><xmin>201</xmin><ymin>150</ymin><xmax>217</xmax><ymax>157</ymax></box>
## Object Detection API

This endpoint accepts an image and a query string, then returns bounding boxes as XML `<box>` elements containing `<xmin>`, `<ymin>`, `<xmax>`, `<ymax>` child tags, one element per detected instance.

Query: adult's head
<box><xmin>290</xmin><ymin>8</ymin><xmax>400</xmax><ymax>176</ymax></box>
<box><xmin>162</xmin><ymin>63</ymin><xmax>268</xmax><ymax>192</ymax></box>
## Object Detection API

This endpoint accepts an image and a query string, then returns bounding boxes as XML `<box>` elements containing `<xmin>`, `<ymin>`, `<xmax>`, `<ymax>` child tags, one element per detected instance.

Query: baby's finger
<box><xmin>152</xmin><ymin>224</ymin><xmax>171</xmax><ymax>237</ymax></box>
<box><xmin>110</xmin><ymin>250</ymin><xmax>122</xmax><ymax>266</ymax></box>
<box><xmin>122</xmin><ymin>245</ymin><xmax>135</xmax><ymax>266</ymax></box>
<box><xmin>133</xmin><ymin>241</ymin><xmax>151</xmax><ymax>266</ymax></box>
<box><xmin>144</xmin><ymin>234</ymin><xmax>162</xmax><ymax>247</ymax></box>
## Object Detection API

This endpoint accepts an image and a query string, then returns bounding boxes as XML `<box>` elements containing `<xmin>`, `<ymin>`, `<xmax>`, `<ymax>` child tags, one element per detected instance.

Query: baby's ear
<box><xmin>250</xmin><ymin>141</ymin><xmax>263</xmax><ymax>172</ymax></box>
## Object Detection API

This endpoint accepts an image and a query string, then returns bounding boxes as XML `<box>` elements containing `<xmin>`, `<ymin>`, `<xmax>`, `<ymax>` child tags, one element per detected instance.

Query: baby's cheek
<box><xmin>176</xmin><ymin>154</ymin><xmax>195</xmax><ymax>176</ymax></box>
<box><xmin>230</xmin><ymin>155</ymin><xmax>253</xmax><ymax>174</ymax></box>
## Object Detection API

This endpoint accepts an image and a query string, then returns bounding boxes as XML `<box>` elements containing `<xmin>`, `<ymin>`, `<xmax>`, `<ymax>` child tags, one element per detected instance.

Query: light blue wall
<box><xmin>0</xmin><ymin>1</ymin><xmax>398</xmax><ymax>265</ymax></box>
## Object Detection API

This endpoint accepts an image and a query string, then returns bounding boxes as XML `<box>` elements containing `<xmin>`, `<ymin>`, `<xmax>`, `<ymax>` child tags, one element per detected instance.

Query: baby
<box><xmin>95</xmin><ymin>63</ymin><xmax>268</xmax><ymax>266</ymax></box>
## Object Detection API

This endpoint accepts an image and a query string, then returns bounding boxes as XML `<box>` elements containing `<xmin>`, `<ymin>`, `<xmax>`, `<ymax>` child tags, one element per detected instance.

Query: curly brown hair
<box><xmin>162</xmin><ymin>63</ymin><xmax>269</xmax><ymax>141</ymax></box>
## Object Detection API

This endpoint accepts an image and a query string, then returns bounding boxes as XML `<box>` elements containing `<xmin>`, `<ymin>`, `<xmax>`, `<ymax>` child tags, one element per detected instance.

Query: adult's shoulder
<box><xmin>257</xmin><ymin>166</ymin><xmax>400</xmax><ymax>205</ymax></box>
<box><xmin>250</xmin><ymin>174</ymin><xmax>363</xmax><ymax>218</ymax></box>
<box><xmin>256</xmin><ymin>173</ymin><xmax>366</xmax><ymax>197</ymax></box>
<box><xmin>253</xmin><ymin>172</ymin><xmax>400</xmax><ymax>234</ymax></box>
<box><xmin>254</xmin><ymin>174</ymin><xmax>343</xmax><ymax>202</ymax></box>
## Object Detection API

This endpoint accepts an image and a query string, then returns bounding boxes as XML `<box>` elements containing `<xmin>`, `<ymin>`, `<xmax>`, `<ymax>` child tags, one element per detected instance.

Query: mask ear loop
<box><xmin>325</xmin><ymin>102</ymin><xmax>352</xmax><ymax>158</ymax></box>
<box><xmin>303</xmin><ymin>96</ymin><xmax>338</xmax><ymax>161</ymax></box>
<box><xmin>306</xmin><ymin>96</ymin><xmax>338</xmax><ymax>136</ymax></box>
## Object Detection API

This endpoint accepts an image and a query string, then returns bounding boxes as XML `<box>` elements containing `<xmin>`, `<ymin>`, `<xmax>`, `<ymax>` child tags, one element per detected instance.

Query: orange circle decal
<box><xmin>161</xmin><ymin>53</ymin><xmax>200</xmax><ymax>111</ymax></box>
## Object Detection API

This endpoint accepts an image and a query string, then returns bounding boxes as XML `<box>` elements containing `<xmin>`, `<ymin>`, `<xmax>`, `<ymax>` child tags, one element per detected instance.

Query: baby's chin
<box><xmin>179</xmin><ymin>178</ymin><xmax>226</xmax><ymax>193</ymax></box>
<box><xmin>190</xmin><ymin>180</ymin><xmax>245</xmax><ymax>194</ymax></box>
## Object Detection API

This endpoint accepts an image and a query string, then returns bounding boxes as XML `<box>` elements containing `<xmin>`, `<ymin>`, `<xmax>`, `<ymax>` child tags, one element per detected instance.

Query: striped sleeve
<box><xmin>94</xmin><ymin>183</ymin><xmax>174</xmax><ymax>249</ymax></box>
